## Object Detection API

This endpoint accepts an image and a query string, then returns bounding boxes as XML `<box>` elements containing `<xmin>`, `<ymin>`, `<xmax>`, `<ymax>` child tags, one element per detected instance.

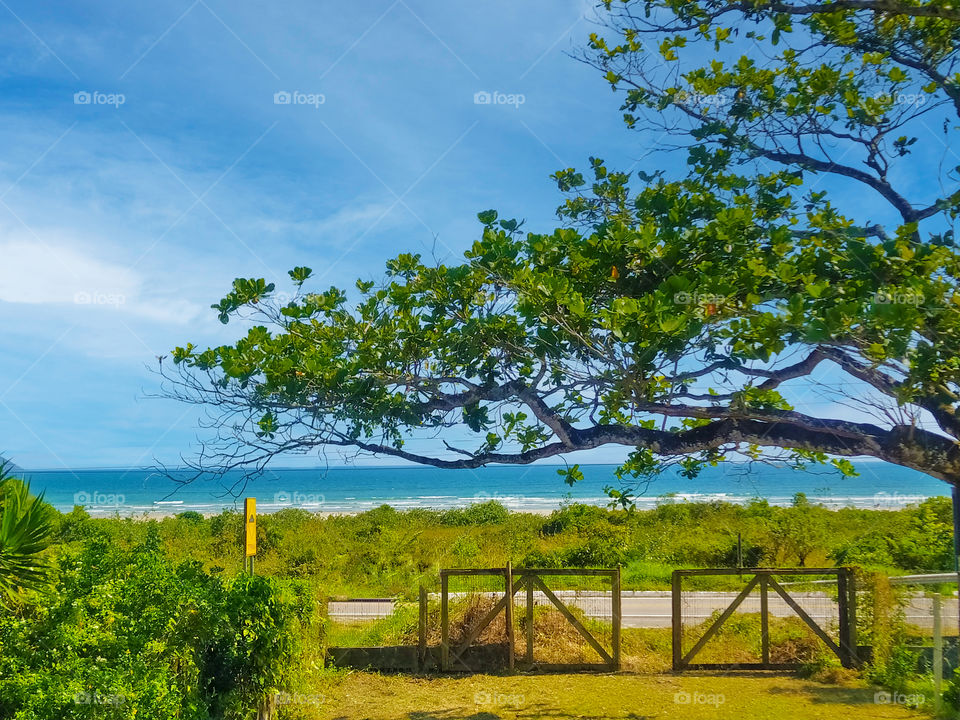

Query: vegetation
<box><xmin>0</xmin><ymin>465</ymin><xmax>322</xmax><ymax>720</ymax></box>
<box><xmin>46</xmin><ymin>498</ymin><xmax>955</xmax><ymax>598</ymax></box>
<box><xmin>0</xmin><ymin>462</ymin><xmax>55</xmax><ymax>604</ymax></box>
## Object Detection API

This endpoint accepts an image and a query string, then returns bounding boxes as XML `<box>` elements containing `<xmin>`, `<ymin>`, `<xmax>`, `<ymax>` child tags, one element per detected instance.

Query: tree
<box><xmin>164</xmin><ymin>0</ymin><xmax>960</xmax><ymax>502</ymax></box>
<box><xmin>0</xmin><ymin>461</ymin><xmax>54</xmax><ymax>602</ymax></box>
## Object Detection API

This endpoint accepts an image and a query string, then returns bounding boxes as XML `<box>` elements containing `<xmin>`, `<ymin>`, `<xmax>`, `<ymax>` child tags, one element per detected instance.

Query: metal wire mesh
<box><xmin>514</xmin><ymin>571</ymin><xmax>615</xmax><ymax>667</ymax></box>
<box><xmin>679</xmin><ymin>571</ymin><xmax>846</xmax><ymax>667</ymax></box>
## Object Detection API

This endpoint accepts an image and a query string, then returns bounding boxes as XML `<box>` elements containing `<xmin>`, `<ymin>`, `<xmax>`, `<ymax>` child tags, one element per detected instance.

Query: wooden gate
<box><xmin>440</xmin><ymin>566</ymin><xmax>621</xmax><ymax>672</ymax></box>
<box><xmin>672</xmin><ymin>568</ymin><xmax>859</xmax><ymax>671</ymax></box>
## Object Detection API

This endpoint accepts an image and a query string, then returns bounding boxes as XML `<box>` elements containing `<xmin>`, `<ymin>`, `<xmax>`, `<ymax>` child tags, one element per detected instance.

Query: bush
<box><xmin>0</xmin><ymin>532</ymin><xmax>317</xmax><ymax>719</ymax></box>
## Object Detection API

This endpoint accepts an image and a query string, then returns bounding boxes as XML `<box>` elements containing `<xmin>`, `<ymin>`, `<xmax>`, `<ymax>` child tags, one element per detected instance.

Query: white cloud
<box><xmin>0</xmin><ymin>238</ymin><xmax>203</xmax><ymax>325</ymax></box>
<box><xmin>0</xmin><ymin>239</ymin><xmax>138</xmax><ymax>305</ymax></box>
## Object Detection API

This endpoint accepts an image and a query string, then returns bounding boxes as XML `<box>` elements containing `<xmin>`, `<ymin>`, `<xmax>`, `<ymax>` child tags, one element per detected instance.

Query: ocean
<box><xmin>18</xmin><ymin>461</ymin><xmax>949</xmax><ymax>516</ymax></box>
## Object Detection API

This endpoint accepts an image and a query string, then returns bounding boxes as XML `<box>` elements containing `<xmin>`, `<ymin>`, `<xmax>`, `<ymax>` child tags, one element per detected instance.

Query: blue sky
<box><xmin>0</xmin><ymin>0</ymin><xmax>645</xmax><ymax>469</ymax></box>
<box><xmin>0</xmin><ymin>1</ymin><xmax>943</xmax><ymax>474</ymax></box>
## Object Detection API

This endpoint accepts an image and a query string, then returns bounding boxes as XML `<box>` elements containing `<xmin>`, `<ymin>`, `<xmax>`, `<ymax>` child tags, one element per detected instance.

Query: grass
<box><xmin>292</xmin><ymin>671</ymin><xmax>930</xmax><ymax>719</ymax></box>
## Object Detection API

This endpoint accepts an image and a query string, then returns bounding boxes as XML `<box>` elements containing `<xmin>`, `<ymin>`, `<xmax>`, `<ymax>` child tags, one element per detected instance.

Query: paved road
<box><xmin>329</xmin><ymin>592</ymin><xmax>960</xmax><ymax>631</ymax></box>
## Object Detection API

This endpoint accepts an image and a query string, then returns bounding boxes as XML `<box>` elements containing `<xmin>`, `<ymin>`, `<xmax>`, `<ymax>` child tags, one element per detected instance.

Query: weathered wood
<box><xmin>526</xmin><ymin>575</ymin><xmax>534</xmax><ymax>663</ymax></box>
<box><xmin>514</xmin><ymin>568</ymin><xmax>618</xmax><ymax>577</ymax></box>
<box><xmin>531</xmin><ymin>575</ymin><xmax>613</xmax><ymax>665</ymax></box>
<box><xmin>679</xmin><ymin>575</ymin><xmax>761</xmax><ymax>669</ymax></box>
<box><xmin>760</xmin><ymin>575</ymin><xmax>770</xmax><ymax>667</ymax></box>
<box><xmin>934</xmin><ymin>592</ymin><xmax>943</xmax><ymax>713</ymax></box>
<box><xmin>441</xmin><ymin>568</ymin><xmax>509</xmax><ymax>577</ymax></box>
<box><xmin>767</xmin><ymin>577</ymin><xmax>843</xmax><ymax>658</ymax></box>
<box><xmin>672</xmin><ymin>571</ymin><xmax>683</xmax><ymax>671</ymax></box>
<box><xmin>612</xmin><ymin>566</ymin><xmax>622</xmax><ymax>671</ymax></box>
<box><xmin>505</xmin><ymin>561</ymin><xmax>515</xmax><ymax>671</ymax></box>
<box><xmin>841</xmin><ymin>568</ymin><xmax>859</xmax><ymax>668</ymax></box>
<box><xmin>675</xmin><ymin>567</ymin><xmax>841</xmax><ymax>577</ymax></box>
<box><xmin>441</xmin><ymin>573</ymin><xmax>449</xmax><ymax>671</ymax></box>
<box><xmin>686</xmin><ymin>662</ymin><xmax>801</xmax><ymax>671</ymax></box>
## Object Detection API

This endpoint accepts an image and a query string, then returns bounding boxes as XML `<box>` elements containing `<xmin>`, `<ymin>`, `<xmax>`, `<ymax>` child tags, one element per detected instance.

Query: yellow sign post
<box><xmin>244</xmin><ymin>497</ymin><xmax>256</xmax><ymax>573</ymax></box>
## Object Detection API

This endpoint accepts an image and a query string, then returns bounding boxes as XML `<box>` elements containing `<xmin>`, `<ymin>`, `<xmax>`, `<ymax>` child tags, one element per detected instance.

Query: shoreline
<box><xmin>69</xmin><ymin>494</ymin><xmax>940</xmax><ymax>519</ymax></box>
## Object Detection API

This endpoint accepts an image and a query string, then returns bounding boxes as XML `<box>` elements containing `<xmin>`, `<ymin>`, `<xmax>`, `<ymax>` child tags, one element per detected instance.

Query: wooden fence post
<box><xmin>934</xmin><ymin>592</ymin><xmax>943</xmax><ymax>713</ymax></box>
<box><xmin>526</xmin><ymin>572</ymin><xmax>534</xmax><ymax>664</ymax></box>
<box><xmin>837</xmin><ymin>568</ymin><xmax>858</xmax><ymax>668</ymax></box>
<box><xmin>612</xmin><ymin>566</ymin><xmax>622</xmax><ymax>670</ymax></box>
<box><xmin>505</xmin><ymin>562</ymin><xmax>515</xmax><ymax>671</ymax></box>
<box><xmin>672</xmin><ymin>570</ymin><xmax>682</xmax><ymax>671</ymax></box>
<box><xmin>760</xmin><ymin>574</ymin><xmax>770</xmax><ymax>668</ymax></box>
<box><xmin>441</xmin><ymin>572</ymin><xmax>449</xmax><ymax>672</ymax></box>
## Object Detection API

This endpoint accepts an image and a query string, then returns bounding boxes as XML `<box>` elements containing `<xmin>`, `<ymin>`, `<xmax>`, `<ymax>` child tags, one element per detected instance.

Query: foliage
<box><xmin>0</xmin><ymin>531</ymin><xmax>317</xmax><ymax>719</ymax></box>
<box><xmin>0</xmin><ymin>462</ymin><xmax>55</xmax><ymax>604</ymax></box>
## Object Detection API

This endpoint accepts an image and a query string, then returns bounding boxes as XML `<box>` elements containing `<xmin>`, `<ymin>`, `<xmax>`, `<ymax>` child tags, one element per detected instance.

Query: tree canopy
<box><xmin>165</xmin><ymin>0</ymin><xmax>960</xmax><ymax>501</ymax></box>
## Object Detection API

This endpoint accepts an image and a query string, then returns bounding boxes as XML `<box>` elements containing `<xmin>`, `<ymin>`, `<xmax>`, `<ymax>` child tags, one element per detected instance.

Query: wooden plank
<box><xmin>760</xmin><ymin>575</ymin><xmax>770</xmax><ymax>667</ymax></box>
<box><xmin>934</xmin><ymin>593</ymin><xmax>943</xmax><ymax>713</ymax></box>
<box><xmin>526</xmin><ymin>574</ymin><xmax>534</xmax><ymax>663</ymax></box>
<box><xmin>441</xmin><ymin>573</ymin><xmax>449</xmax><ymax>672</ymax></box>
<box><xmin>514</xmin><ymin>568</ymin><xmax>618</xmax><ymax>577</ymax></box>
<box><xmin>529</xmin><ymin>663</ymin><xmax>613</xmax><ymax>672</ymax></box>
<box><xmin>672</xmin><ymin>571</ymin><xmax>683</xmax><ymax>671</ymax></box>
<box><xmin>674</xmin><ymin>567</ymin><xmax>840</xmax><ymax>577</ymax></box>
<box><xmin>505</xmin><ymin>561</ymin><xmax>515</xmax><ymax>671</ymax></box>
<box><xmin>842</xmin><ymin>568</ymin><xmax>859</xmax><ymax>668</ymax></box>
<box><xmin>767</xmin><ymin>577</ymin><xmax>843</xmax><ymax>659</ymax></box>
<box><xmin>612</xmin><ymin>566</ymin><xmax>622</xmax><ymax>671</ymax></box>
<box><xmin>679</xmin><ymin>575</ymin><xmax>761</xmax><ymax>669</ymax></box>
<box><xmin>441</xmin><ymin>568</ymin><xmax>509</xmax><ymax>577</ymax></box>
<box><xmin>531</xmin><ymin>575</ymin><xmax>613</xmax><ymax>665</ymax></box>
<box><xmin>686</xmin><ymin>662</ymin><xmax>800</xmax><ymax>671</ymax></box>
